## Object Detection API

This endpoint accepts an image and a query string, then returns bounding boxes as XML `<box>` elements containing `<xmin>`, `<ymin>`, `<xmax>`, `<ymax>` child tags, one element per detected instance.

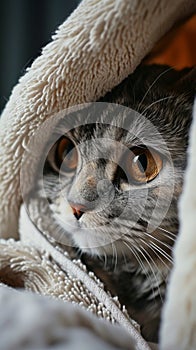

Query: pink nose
<box><xmin>69</xmin><ymin>203</ymin><xmax>86</xmax><ymax>220</ymax></box>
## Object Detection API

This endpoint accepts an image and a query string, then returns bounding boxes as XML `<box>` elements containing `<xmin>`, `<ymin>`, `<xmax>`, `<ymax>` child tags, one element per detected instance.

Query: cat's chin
<box><xmin>71</xmin><ymin>233</ymin><xmax>135</xmax><ymax>260</ymax></box>
<box><xmin>74</xmin><ymin>241</ymin><xmax>124</xmax><ymax>258</ymax></box>
<box><xmin>54</xmin><ymin>213</ymin><xmax>120</xmax><ymax>252</ymax></box>
<box><xmin>70</xmin><ymin>230</ymin><xmax>117</xmax><ymax>256</ymax></box>
<box><xmin>53</xmin><ymin>213</ymin><xmax>143</xmax><ymax>263</ymax></box>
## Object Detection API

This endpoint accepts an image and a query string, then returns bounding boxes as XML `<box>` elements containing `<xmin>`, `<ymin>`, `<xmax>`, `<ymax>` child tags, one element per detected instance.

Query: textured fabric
<box><xmin>0</xmin><ymin>206</ymin><xmax>150</xmax><ymax>350</ymax></box>
<box><xmin>0</xmin><ymin>285</ymin><xmax>137</xmax><ymax>350</ymax></box>
<box><xmin>160</xmin><ymin>102</ymin><xmax>196</xmax><ymax>350</ymax></box>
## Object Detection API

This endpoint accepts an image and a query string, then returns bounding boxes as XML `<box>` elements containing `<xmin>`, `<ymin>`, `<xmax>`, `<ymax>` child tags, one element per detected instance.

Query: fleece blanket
<box><xmin>0</xmin><ymin>1</ymin><xmax>195</xmax><ymax>349</ymax></box>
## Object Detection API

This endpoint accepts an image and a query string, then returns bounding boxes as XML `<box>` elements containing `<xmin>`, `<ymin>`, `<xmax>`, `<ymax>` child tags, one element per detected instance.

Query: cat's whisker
<box><xmin>140</xmin><ymin>238</ymin><xmax>172</xmax><ymax>270</ymax></box>
<box><xmin>77</xmin><ymin>249</ymin><xmax>83</xmax><ymax>260</ymax></box>
<box><xmin>122</xmin><ymin>228</ymin><xmax>173</xmax><ymax>270</ymax></box>
<box><xmin>139</xmin><ymin>245</ymin><xmax>164</xmax><ymax>277</ymax></box>
<box><xmin>122</xmin><ymin>224</ymin><xmax>145</xmax><ymax>237</ymax></box>
<box><xmin>144</xmin><ymin>232</ymin><xmax>173</xmax><ymax>250</ymax></box>
<box><xmin>157</xmin><ymin>226</ymin><xmax>176</xmax><ymax>238</ymax></box>
<box><xmin>152</xmin><ymin>242</ymin><xmax>173</xmax><ymax>263</ymax></box>
<box><xmin>143</xmin><ymin>225</ymin><xmax>176</xmax><ymax>243</ymax></box>
<box><xmin>124</xmin><ymin>239</ymin><xmax>163</xmax><ymax>302</ymax></box>
<box><xmin>138</xmin><ymin>66</ymin><xmax>173</xmax><ymax>109</ymax></box>
<box><xmin>135</xmin><ymin>246</ymin><xmax>160</xmax><ymax>294</ymax></box>
<box><xmin>103</xmin><ymin>250</ymin><xmax>108</xmax><ymax>269</ymax></box>
<box><xmin>148</xmin><ymin>241</ymin><xmax>173</xmax><ymax>265</ymax></box>
<box><xmin>111</xmin><ymin>240</ymin><xmax>118</xmax><ymax>272</ymax></box>
<box><xmin>141</xmin><ymin>226</ymin><xmax>175</xmax><ymax>244</ymax></box>
<box><xmin>119</xmin><ymin>244</ymin><xmax>129</xmax><ymax>267</ymax></box>
<box><xmin>155</xmin><ymin>229</ymin><xmax>176</xmax><ymax>243</ymax></box>
<box><xmin>123</xmin><ymin>239</ymin><xmax>157</xmax><ymax>296</ymax></box>
<box><xmin>114</xmin><ymin>221</ymin><xmax>142</xmax><ymax>231</ymax></box>
<box><xmin>137</xmin><ymin>245</ymin><xmax>164</xmax><ymax>302</ymax></box>
<box><xmin>141</xmin><ymin>96</ymin><xmax>174</xmax><ymax>115</ymax></box>
<box><xmin>123</xmin><ymin>240</ymin><xmax>143</xmax><ymax>269</ymax></box>
<box><xmin>123</xmin><ymin>240</ymin><xmax>150</xmax><ymax>278</ymax></box>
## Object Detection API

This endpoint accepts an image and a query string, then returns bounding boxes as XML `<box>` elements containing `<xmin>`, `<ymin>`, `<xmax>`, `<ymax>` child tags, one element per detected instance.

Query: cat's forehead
<box><xmin>67</xmin><ymin>119</ymin><xmax>166</xmax><ymax>156</ymax></box>
<box><xmin>64</xmin><ymin>105</ymin><xmax>149</xmax><ymax>143</ymax></box>
<box><xmin>70</xmin><ymin>123</ymin><xmax>126</xmax><ymax>141</ymax></box>
<box><xmin>53</xmin><ymin>97</ymin><xmax>189</xmax><ymax>157</ymax></box>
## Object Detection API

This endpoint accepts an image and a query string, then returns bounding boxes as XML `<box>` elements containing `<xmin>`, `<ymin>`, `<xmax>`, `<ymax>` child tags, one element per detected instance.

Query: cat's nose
<box><xmin>69</xmin><ymin>202</ymin><xmax>86</xmax><ymax>220</ymax></box>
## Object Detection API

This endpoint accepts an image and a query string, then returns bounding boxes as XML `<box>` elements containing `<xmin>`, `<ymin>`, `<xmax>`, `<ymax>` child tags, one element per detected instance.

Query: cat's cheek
<box><xmin>69</xmin><ymin>226</ymin><xmax>115</xmax><ymax>256</ymax></box>
<box><xmin>54</xmin><ymin>196</ymin><xmax>73</xmax><ymax>216</ymax></box>
<box><xmin>50</xmin><ymin>196</ymin><xmax>76</xmax><ymax>225</ymax></box>
<box><xmin>71</xmin><ymin>233</ymin><xmax>104</xmax><ymax>256</ymax></box>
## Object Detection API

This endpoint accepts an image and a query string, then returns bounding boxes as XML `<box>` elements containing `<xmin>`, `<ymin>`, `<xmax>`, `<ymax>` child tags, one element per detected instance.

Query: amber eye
<box><xmin>55</xmin><ymin>137</ymin><xmax>78</xmax><ymax>172</ymax></box>
<box><xmin>127</xmin><ymin>146</ymin><xmax>163</xmax><ymax>184</ymax></box>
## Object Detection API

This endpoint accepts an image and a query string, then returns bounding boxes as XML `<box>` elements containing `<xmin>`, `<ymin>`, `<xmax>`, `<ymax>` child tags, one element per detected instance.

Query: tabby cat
<box><xmin>42</xmin><ymin>65</ymin><xmax>195</xmax><ymax>342</ymax></box>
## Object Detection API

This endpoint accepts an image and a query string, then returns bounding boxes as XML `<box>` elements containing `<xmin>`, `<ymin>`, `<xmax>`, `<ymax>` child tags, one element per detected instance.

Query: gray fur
<box><xmin>43</xmin><ymin>65</ymin><xmax>195</xmax><ymax>342</ymax></box>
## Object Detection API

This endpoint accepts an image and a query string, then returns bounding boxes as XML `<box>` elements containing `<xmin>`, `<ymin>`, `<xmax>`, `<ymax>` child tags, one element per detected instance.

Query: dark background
<box><xmin>0</xmin><ymin>0</ymin><xmax>80</xmax><ymax>112</ymax></box>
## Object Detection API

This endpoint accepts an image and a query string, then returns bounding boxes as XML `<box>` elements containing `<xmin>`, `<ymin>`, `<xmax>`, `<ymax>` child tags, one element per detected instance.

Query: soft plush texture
<box><xmin>0</xmin><ymin>206</ymin><xmax>150</xmax><ymax>350</ymax></box>
<box><xmin>0</xmin><ymin>0</ymin><xmax>195</xmax><ymax>349</ymax></box>
<box><xmin>0</xmin><ymin>284</ymin><xmax>136</xmax><ymax>350</ymax></box>
<box><xmin>160</xmin><ymin>102</ymin><xmax>196</xmax><ymax>350</ymax></box>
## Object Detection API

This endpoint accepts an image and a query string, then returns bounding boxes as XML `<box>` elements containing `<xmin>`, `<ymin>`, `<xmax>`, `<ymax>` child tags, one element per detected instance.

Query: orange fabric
<box><xmin>145</xmin><ymin>14</ymin><xmax>196</xmax><ymax>69</ymax></box>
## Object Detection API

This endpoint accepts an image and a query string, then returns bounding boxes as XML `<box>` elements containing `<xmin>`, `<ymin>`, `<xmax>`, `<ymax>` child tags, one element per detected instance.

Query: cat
<box><xmin>41</xmin><ymin>64</ymin><xmax>195</xmax><ymax>342</ymax></box>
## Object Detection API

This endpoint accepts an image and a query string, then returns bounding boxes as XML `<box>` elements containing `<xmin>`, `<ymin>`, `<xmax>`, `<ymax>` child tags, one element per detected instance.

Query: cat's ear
<box><xmin>172</xmin><ymin>67</ymin><xmax>196</xmax><ymax>96</ymax></box>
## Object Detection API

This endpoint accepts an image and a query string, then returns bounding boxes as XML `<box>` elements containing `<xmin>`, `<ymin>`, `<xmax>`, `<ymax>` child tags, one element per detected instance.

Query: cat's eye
<box><xmin>127</xmin><ymin>147</ymin><xmax>162</xmax><ymax>183</ymax></box>
<box><xmin>55</xmin><ymin>137</ymin><xmax>78</xmax><ymax>172</ymax></box>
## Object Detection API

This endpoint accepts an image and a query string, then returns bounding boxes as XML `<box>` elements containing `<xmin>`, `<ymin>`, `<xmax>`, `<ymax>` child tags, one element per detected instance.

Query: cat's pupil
<box><xmin>62</xmin><ymin>142</ymin><xmax>73</xmax><ymax>159</ymax></box>
<box><xmin>55</xmin><ymin>137</ymin><xmax>78</xmax><ymax>172</ymax></box>
<box><xmin>63</xmin><ymin>146</ymin><xmax>72</xmax><ymax>159</ymax></box>
<box><xmin>136</xmin><ymin>153</ymin><xmax>148</xmax><ymax>173</ymax></box>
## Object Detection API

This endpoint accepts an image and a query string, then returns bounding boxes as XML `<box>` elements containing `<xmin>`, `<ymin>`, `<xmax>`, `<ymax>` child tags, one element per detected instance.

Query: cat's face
<box><xmin>42</xmin><ymin>65</ymin><xmax>194</xmax><ymax>269</ymax></box>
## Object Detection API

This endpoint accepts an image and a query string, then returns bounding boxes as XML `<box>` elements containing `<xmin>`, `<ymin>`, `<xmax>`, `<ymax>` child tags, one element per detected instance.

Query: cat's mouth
<box><xmin>55</xmin><ymin>209</ymin><xmax>111</xmax><ymax>231</ymax></box>
<box><xmin>53</xmin><ymin>207</ymin><xmax>134</xmax><ymax>255</ymax></box>
<box><xmin>51</xmin><ymin>197</ymin><xmax>116</xmax><ymax>229</ymax></box>
<box><xmin>51</xmin><ymin>203</ymin><xmax>124</xmax><ymax>252</ymax></box>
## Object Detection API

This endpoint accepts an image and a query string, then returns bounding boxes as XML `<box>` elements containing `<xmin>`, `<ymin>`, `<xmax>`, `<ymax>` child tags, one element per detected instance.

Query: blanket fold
<box><xmin>0</xmin><ymin>205</ymin><xmax>151</xmax><ymax>350</ymax></box>
<box><xmin>0</xmin><ymin>284</ymin><xmax>137</xmax><ymax>350</ymax></box>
